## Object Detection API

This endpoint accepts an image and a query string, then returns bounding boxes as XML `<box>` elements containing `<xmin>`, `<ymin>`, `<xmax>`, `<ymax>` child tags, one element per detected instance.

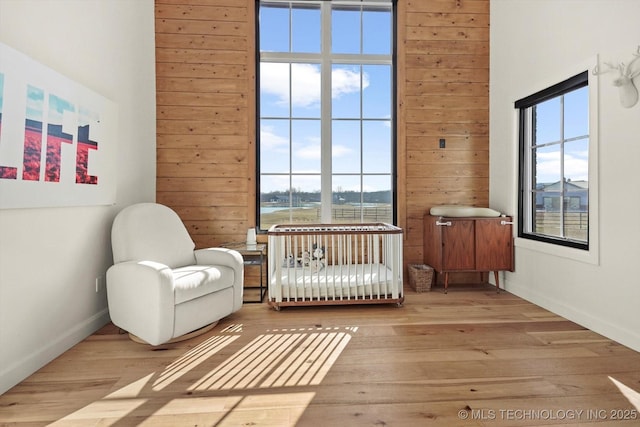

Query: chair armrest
<box><xmin>106</xmin><ymin>260</ymin><xmax>175</xmax><ymax>345</ymax></box>
<box><xmin>194</xmin><ymin>247</ymin><xmax>243</xmax><ymax>266</ymax></box>
<box><xmin>194</xmin><ymin>248</ymin><xmax>244</xmax><ymax>310</ymax></box>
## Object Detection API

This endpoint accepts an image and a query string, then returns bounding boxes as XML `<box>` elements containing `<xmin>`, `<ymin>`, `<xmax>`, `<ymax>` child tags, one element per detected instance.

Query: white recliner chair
<box><xmin>106</xmin><ymin>202</ymin><xmax>243</xmax><ymax>345</ymax></box>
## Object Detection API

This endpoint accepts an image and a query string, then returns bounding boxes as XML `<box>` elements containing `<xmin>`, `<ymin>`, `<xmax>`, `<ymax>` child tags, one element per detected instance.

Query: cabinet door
<box><xmin>424</xmin><ymin>215</ymin><xmax>443</xmax><ymax>271</ymax></box>
<box><xmin>475</xmin><ymin>218</ymin><xmax>513</xmax><ymax>271</ymax></box>
<box><xmin>441</xmin><ymin>219</ymin><xmax>475</xmax><ymax>270</ymax></box>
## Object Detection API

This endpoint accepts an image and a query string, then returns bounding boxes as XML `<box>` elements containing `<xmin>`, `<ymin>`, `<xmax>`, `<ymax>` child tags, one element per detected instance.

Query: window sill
<box><xmin>514</xmin><ymin>236</ymin><xmax>599</xmax><ymax>265</ymax></box>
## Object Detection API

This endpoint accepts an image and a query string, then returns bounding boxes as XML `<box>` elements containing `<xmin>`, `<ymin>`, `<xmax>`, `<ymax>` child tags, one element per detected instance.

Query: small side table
<box><xmin>221</xmin><ymin>242</ymin><xmax>267</xmax><ymax>303</ymax></box>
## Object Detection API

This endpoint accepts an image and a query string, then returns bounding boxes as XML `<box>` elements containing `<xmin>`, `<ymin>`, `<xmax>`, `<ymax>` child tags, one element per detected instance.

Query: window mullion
<box><xmin>358</xmin><ymin>4</ymin><xmax>364</xmax><ymax>222</ymax></box>
<box><xmin>528</xmin><ymin>108</ymin><xmax>536</xmax><ymax>234</ymax></box>
<box><xmin>359</xmin><ymin>66</ymin><xmax>364</xmax><ymax>222</ymax></box>
<box><xmin>288</xmin><ymin>62</ymin><xmax>294</xmax><ymax>222</ymax></box>
<box><xmin>560</xmin><ymin>95</ymin><xmax>565</xmax><ymax>238</ymax></box>
<box><xmin>320</xmin><ymin>2</ymin><xmax>332</xmax><ymax>223</ymax></box>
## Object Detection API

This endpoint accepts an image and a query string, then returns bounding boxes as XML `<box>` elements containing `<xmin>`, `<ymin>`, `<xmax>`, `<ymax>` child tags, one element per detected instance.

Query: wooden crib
<box><xmin>267</xmin><ymin>223</ymin><xmax>404</xmax><ymax>310</ymax></box>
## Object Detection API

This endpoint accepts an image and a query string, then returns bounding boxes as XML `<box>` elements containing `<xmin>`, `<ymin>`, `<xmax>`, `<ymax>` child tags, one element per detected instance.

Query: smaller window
<box><xmin>516</xmin><ymin>71</ymin><xmax>589</xmax><ymax>250</ymax></box>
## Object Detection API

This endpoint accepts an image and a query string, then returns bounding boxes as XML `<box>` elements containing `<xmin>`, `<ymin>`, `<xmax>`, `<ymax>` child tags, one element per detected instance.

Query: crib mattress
<box><xmin>271</xmin><ymin>263</ymin><xmax>399</xmax><ymax>299</ymax></box>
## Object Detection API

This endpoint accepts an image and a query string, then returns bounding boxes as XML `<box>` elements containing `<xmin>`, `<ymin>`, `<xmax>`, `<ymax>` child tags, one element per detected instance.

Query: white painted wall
<box><xmin>0</xmin><ymin>0</ymin><xmax>156</xmax><ymax>393</ymax></box>
<box><xmin>490</xmin><ymin>0</ymin><xmax>640</xmax><ymax>351</ymax></box>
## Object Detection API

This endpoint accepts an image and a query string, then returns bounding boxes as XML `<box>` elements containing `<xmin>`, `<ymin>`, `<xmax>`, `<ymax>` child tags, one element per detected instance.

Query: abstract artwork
<box><xmin>0</xmin><ymin>42</ymin><xmax>117</xmax><ymax>209</ymax></box>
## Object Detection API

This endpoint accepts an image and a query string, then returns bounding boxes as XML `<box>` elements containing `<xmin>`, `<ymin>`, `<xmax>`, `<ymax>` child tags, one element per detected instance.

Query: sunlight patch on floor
<box><xmin>49</xmin><ymin>398</ymin><xmax>149</xmax><ymax>425</ymax></box>
<box><xmin>153</xmin><ymin>334</ymin><xmax>240</xmax><ymax>391</ymax></box>
<box><xmin>609</xmin><ymin>376</ymin><xmax>640</xmax><ymax>411</ymax></box>
<box><xmin>46</xmin><ymin>325</ymin><xmax>353</xmax><ymax>426</ymax></box>
<box><xmin>105</xmin><ymin>373</ymin><xmax>155</xmax><ymax>399</ymax></box>
<box><xmin>190</xmin><ymin>326</ymin><xmax>356</xmax><ymax>391</ymax></box>
<box><xmin>215</xmin><ymin>392</ymin><xmax>315</xmax><ymax>427</ymax></box>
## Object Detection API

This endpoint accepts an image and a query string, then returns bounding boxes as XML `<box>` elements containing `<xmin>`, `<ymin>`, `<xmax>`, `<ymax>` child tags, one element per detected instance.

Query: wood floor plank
<box><xmin>1</xmin><ymin>289</ymin><xmax>639</xmax><ymax>426</ymax></box>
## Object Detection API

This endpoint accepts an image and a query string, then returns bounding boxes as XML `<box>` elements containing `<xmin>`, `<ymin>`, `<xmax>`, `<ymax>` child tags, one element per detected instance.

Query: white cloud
<box><xmin>260</xmin><ymin>63</ymin><xmax>368</xmax><ymax>108</ymax></box>
<box><xmin>260</xmin><ymin>63</ymin><xmax>320</xmax><ymax>108</ymax></box>
<box><xmin>564</xmin><ymin>156</ymin><xmax>589</xmax><ymax>181</ymax></box>
<box><xmin>536</xmin><ymin>151</ymin><xmax>589</xmax><ymax>182</ymax></box>
<box><xmin>296</xmin><ymin>141</ymin><xmax>321</xmax><ymax>159</ymax></box>
<box><xmin>291</xmin><ymin>64</ymin><xmax>322</xmax><ymax>108</ymax></box>
<box><xmin>260</xmin><ymin>125</ymin><xmax>289</xmax><ymax>151</ymax></box>
<box><xmin>332</xmin><ymin>144</ymin><xmax>353</xmax><ymax>157</ymax></box>
<box><xmin>260</xmin><ymin>63</ymin><xmax>288</xmax><ymax>105</ymax></box>
<box><xmin>291</xmin><ymin>138</ymin><xmax>355</xmax><ymax>162</ymax></box>
<box><xmin>332</xmin><ymin>67</ymin><xmax>369</xmax><ymax>98</ymax></box>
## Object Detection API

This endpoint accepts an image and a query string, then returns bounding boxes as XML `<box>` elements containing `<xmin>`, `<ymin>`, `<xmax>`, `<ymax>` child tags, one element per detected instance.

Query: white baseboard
<box><xmin>504</xmin><ymin>280</ymin><xmax>640</xmax><ymax>353</ymax></box>
<box><xmin>0</xmin><ymin>308</ymin><xmax>111</xmax><ymax>395</ymax></box>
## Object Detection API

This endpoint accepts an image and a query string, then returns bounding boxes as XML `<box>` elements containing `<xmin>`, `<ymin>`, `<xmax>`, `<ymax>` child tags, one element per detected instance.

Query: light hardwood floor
<box><xmin>2</xmin><ymin>285</ymin><xmax>640</xmax><ymax>426</ymax></box>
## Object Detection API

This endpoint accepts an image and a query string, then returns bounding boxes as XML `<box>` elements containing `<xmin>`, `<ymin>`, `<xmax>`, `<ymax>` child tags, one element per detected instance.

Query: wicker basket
<box><xmin>408</xmin><ymin>264</ymin><xmax>434</xmax><ymax>292</ymax></box>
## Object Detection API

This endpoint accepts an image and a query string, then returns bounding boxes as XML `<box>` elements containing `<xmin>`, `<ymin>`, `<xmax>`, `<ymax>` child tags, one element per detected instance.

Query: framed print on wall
<box><xmin>0</xmin><ymin>42</ymin><xmax>118</xmax><ymax>209</ymax></box>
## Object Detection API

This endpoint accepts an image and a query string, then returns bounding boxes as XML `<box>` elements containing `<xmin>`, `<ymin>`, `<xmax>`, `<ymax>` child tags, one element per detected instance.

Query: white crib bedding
<box><xmin>272</xmin><ymin>263</ymin><xmax>397</xmax><ymax>299</ymax></box>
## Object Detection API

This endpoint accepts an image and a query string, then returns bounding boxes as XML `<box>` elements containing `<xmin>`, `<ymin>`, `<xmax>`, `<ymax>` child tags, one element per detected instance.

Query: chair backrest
<box><xmin>111</xmin><ymin>203</ymin><xmax>196</xmax><ymax>268</ymax></box>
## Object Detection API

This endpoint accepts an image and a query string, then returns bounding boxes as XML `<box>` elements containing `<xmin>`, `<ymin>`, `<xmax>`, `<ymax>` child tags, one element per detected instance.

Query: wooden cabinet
<box><xmin>423</xmin><ymin>215</ymin><xmax>514</xmax><ymax>293</ymax></box>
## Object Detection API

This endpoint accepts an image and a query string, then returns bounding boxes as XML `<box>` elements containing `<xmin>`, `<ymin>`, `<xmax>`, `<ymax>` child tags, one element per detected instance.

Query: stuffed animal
<box><xmin>312</xmin><ymin>246</ymin><xmax>324</xmax><ymax>260</ymax></box>
<box><xmin>310</xmin><ymin>246</ymin><xmax>325</xmax><ymax>272</ymax></box>
<box><xmin>300</xmin><ymin>250</ymin><xmax>311</xmax><ymax>267</ymax></box>
<box><xmin>282</xmin><ymin>254</ymin><xmax>296</xmax><ymax>268</ymax></box>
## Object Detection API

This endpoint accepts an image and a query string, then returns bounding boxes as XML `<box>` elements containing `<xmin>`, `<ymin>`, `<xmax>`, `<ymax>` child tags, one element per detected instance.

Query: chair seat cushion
<box><xmin>173</xmin><ymin>265</ymin><xmax>236</xmax><ymax>304</ymax></box>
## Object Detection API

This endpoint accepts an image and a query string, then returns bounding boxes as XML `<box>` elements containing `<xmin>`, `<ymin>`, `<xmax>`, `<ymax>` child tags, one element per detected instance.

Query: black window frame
<box><xmin>255</xmin><ymin>0</ymin><xmax>398</xmax><ymax>232</ymax></box>
<box><xmin>516</xmin><ymin>71</ymin><xmax>589</xmax><ymax>250</ymax></box>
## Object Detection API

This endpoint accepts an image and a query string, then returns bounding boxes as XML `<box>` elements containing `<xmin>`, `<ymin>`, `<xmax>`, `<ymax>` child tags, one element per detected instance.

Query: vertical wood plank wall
<box><xmin>400</xmin><ymin>0</ymin><xmax>490</xmax><ymax>267</ymax></box>
<box><xmin>155</xmin><ymin>0</ymin><xmax>489</xmax><ymax>270</ymax></box>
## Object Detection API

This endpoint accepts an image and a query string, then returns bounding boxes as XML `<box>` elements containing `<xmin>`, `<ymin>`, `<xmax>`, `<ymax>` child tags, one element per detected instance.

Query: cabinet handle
<box><xmin>436</xmin><ymin>220</ymin><xmax>452</xmax><ymax>226</ymax></box>
<box><xmin>500</xmin><ymin>220</ymin><xmax>514</xmax><ymax>225</ymax></box>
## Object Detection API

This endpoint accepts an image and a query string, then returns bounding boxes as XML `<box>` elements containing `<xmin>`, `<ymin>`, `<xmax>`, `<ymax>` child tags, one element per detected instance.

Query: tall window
<box><xmin>516</xmin><ymin>71</ymin><xmax>589</xmax><ymax>249</ymax></box>
<box><xmin>257</xmin><ymin>0</ymin><xmax>395</xmax><ymax>230</ymax></box>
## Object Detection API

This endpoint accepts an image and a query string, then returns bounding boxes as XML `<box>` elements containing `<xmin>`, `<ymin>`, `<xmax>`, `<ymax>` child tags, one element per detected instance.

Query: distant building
<box><xmin>268</xmin><ymin>195</ymin><xmax>289</xmax><ymax>204</ymax></box>
<box><xmin>535</xmin><ymin>179</ymin><xmax>588</xmax><ymax>211</ymax></box>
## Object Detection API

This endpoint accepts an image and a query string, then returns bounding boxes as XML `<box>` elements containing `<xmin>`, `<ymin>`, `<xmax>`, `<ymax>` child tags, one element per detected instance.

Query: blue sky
<box><xmin>534</xmin><ymin>85</ymin><xmax>589</xmax><ymax>184</ymax></box>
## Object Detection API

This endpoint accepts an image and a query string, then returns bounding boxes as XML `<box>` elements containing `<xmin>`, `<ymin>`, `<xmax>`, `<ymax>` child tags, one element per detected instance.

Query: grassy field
<box><xmin>260</xmin><ymin>204</ymin><xmax>392</xmax><ymax>229</ymax></box>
